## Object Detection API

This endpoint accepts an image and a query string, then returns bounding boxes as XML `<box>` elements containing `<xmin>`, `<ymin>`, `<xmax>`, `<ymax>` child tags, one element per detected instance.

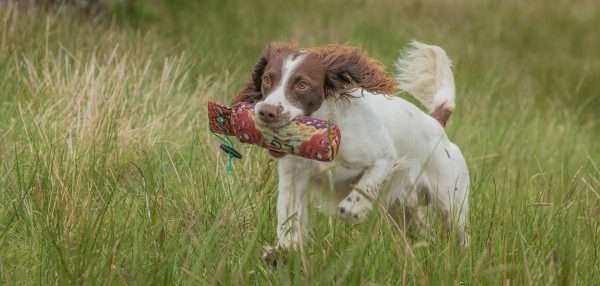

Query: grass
<box><xmin>0</xmin><ymin>0</ymin><xmax>599</xmax><ymax>284</ymax></box>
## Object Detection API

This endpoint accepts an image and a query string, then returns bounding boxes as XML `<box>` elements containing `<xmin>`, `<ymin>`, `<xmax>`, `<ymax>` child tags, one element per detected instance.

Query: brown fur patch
<box><xmin>233</xmin><ymin>43</ymin><xmax>397</xmax><ymax>105</ymax></box>
<box><xmin>283</xmin><ymin>53</ymin><xmax>327</xmax><ymax>115</ymax></box>
<box><xmin>431</xmin><ymin>104</ymin><xmax>452</xmax><ymax>127</ymax></box>
<box><xmin>314</xmin><ymin>44</ymin><xmax>397</xmax><ymax>97</ymax></box>
<box><xmin>232</xmin><ymin>42</ymin><xmax>298</xmax><ymax>104</ymax></box>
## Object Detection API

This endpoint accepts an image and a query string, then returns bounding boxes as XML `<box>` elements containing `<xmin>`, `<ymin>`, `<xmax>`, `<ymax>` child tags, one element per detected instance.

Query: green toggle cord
<box><xmin>208</xmin><ymin>117</ymin><xmax>241</xmax><ymax>174</ymax></box>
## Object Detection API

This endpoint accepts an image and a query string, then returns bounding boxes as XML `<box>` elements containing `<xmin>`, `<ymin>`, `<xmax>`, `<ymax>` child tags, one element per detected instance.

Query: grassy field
<box><xmin>0</xmin><ymin>0</ymin><xmax>599</xmax><ymax>284</ymax></box>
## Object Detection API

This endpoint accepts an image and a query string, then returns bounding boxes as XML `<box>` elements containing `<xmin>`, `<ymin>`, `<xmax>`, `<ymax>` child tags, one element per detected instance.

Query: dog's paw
<box><xmin>338</xmin><ymin>190</ymin><xmax>373</xmax><ymax>223</ymax></box>
<box><xmin>261</xmin><ymin>246</ymin><xmax>287</xmax><ymax>267</ymax></box>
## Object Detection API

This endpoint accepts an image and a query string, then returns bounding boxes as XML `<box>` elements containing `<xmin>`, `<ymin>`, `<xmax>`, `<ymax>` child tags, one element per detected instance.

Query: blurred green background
<box><xmin>0</xmin><ymin>0</ymin><xmax>598</xmax><ymax>285</ymax></box>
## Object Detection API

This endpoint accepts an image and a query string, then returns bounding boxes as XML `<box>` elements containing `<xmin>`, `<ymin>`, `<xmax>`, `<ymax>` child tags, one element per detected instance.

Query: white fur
<box><xmin>396</xmin><ymin>41</ymin><xmax>456</xmax><ymax>112</ymax></box>
<box><xmin>265</xmin><ymin>43</ymin><xmax>469</xmax><ymax>252</ymax></box>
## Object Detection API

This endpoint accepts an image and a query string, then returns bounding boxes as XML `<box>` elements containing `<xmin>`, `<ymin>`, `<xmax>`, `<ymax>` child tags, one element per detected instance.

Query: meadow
<box><xmin>0</xmin><ymin>0</ymin><xmax>599</xmax><ymax>284</ymax></box>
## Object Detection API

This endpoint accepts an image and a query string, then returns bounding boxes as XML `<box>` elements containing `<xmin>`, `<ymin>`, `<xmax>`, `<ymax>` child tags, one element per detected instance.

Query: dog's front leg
<box><xmin>276</xmin><ymin>163</ymin><xmax>310</xmax><ymax>249</ymax></box>
<box><xmin>338</xmin><ymin>158</ymin><xmax>396</xmax><ymax>223</ymax></box>
<box><xmin>263</xmin><ymin>157</ymin><xmax>313</xmax><ymax>264</ymax></box>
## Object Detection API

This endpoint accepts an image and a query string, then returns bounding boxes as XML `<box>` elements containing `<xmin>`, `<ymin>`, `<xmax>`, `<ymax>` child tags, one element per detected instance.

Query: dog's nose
<box><xmin>257</xmin><ymin>104</ymin><xmax>283</xmax><ymax>123</ymax></box>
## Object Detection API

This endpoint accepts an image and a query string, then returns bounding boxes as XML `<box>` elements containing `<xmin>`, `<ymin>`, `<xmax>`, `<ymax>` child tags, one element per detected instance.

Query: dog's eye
<box><xmin>262</xmin><ymin>74</ymin><xmax>272</xmax><ymax>89</ymax></box>
<box><xmin>250</xmin><ymin>93</ymin><xmax>262</xmax><ymax>103</ymax></box>
<box><xmin>295</xmin><ymin>81</ymin><xmax>309</xmax><ymax>91</ymax></box>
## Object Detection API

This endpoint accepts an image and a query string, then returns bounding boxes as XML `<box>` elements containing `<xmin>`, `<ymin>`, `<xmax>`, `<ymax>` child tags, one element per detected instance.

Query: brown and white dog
<box><xmin>233</xmin><ymin>41</ymin><xmax>470</xmax><ymax>258</ymax></box>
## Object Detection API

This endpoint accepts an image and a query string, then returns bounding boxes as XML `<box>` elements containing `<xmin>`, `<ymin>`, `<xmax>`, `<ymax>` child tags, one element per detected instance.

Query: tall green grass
<box><xmin>0</xmin><ymin>1</ymin><xmax>599</xmax><ymax>285</ymax></box>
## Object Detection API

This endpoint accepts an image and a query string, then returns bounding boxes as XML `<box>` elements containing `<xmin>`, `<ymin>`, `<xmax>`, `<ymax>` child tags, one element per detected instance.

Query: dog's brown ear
<box><xmin>317</xmin><ymin>45</ymin><xmax>397</xmax><ymax>97</ymax></box>
<box><xmin>232</xmin><ymin>49</ymin><xmax>269</xmax><ymax>104</ymax></box>
<box><xmin>232</xmin><ymin>42</ymin><xmax>297</xmax><ymax>104</ymax></box>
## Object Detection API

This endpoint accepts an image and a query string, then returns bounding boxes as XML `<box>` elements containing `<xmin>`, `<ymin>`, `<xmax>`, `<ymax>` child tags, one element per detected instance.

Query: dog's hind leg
<box><xmin>384</xmin><ymin>165</ymin><xmax>432</xmax><ymax>240</ymax></box>
<box><xmin>426</xmin><ymin>143</ymin><xmax>470</xmax><ymax>247</ymax></box>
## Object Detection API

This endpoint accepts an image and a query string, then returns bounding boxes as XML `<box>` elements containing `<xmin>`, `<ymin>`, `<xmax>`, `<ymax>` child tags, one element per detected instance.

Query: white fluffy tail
<box><xmin>395</xmin><ymin>41</ymin><xmax>456</xmax><ymax>126</ymax></box>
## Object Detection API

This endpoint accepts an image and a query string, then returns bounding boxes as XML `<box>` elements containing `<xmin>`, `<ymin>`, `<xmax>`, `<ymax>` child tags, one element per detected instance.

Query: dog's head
<box><xmin>233</xmin><ymin>42</ymin><xmax>397</xmax><ymax>127</ymax></box>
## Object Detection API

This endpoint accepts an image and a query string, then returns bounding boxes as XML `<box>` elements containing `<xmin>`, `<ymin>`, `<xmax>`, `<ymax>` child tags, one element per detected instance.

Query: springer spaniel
<box><xmin>233</xmin><ymin>41</ymin><xmax>470</xmax><ymax>260</ymax></box>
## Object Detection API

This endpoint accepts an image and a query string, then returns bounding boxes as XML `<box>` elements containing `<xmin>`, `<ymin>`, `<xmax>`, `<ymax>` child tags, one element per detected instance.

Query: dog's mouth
<box><xmin>255</xmin><ymin>115</ymin><xmax>293</xmax><ymax>130</ymax></box>
<box><xmin>257</xmin><ymin>121</ymin><xmax>288</xmax><ymax>129</ymax></box>
<box><xmin>267</xmin><ymin>149</ymin><xmax>286</xmax><ymax>158</ymax></box>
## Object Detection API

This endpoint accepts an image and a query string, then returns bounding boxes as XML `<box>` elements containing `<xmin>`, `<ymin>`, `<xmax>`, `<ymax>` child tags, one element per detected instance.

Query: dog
<box><xmin>232</xmin><ymin>41</ymin><xmax>470</xmax><ymax>260</ymax></box>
